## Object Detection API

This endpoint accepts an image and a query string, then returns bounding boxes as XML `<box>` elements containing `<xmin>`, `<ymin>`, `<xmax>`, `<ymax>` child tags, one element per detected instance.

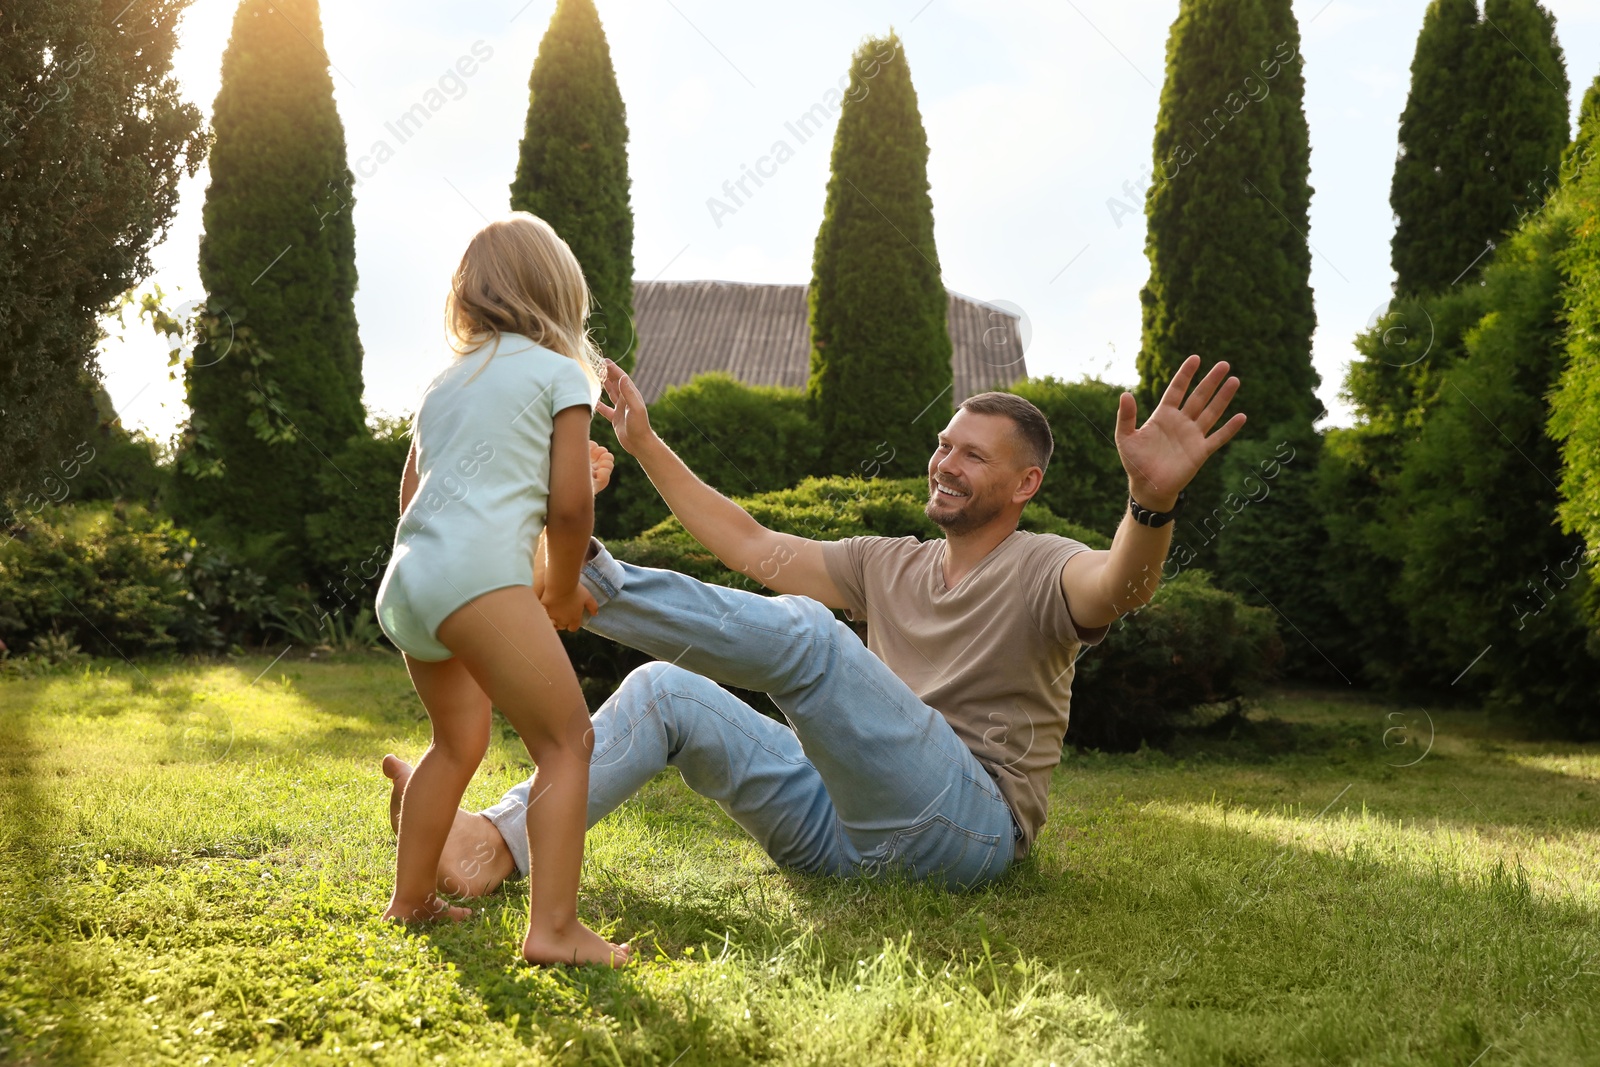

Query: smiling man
<box><xmin>384</xmin><ymin>354</ymin><xmax>1245</xmax><ymax>897</ymax></box>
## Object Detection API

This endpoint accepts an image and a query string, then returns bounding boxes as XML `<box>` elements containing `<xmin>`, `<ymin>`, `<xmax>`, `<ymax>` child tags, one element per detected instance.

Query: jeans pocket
<box><xmin>863</xmin><ymin>814</ymin><xmax>1005</xmax><ymax>889</ymax></box>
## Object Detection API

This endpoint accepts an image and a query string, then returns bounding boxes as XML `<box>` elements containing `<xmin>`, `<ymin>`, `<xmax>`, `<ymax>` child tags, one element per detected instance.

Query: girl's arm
<box><xmin>540</xmin><ymin>406</ymin><xmax>597</xmax><ymax>631</ymax></box>
<box><xmin>399</xmin><ymin>440</ymin><xmax>419</xmax><ymax>513</ymax></box>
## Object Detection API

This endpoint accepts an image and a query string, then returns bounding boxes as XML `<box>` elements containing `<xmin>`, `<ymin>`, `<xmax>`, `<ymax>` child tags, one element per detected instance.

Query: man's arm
<box><xmin>596</xmin><ymin>360</ymin><xmax>848</xmax><ymax>609</ymax></box>
<box><xmin>1060</xmin><ymin>354</ymin><xmax>1246</xmax><ymax>630</ymax></box>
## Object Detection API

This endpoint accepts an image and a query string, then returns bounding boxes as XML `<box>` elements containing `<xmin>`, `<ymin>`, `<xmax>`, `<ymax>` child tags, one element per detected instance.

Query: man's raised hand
<box><xmin>595</xmin><ymin>359</ymin><xmax>656</xmax><ymax>456</ymax></box>
<box><xmin>1113</xmin><ymin>354</ymin><xmax>1247</xmax><ymax>510</ymax></box>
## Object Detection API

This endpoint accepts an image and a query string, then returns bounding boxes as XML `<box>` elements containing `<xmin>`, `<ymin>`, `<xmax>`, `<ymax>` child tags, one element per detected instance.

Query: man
<box><xmin>383</xmin><ymin>353</ymin><xmax>1246</xmax><ymax>896</ymax></box>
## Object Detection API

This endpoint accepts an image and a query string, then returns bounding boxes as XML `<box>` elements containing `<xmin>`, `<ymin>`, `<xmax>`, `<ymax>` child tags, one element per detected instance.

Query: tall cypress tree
<box><xmin>1136</xmin><ymin>0</ymin><xmax>1319</xmax><ymax>454</ymax></box>
<box><xmin>1139</xmin><ymin>0</ymin><xmax>1336</xmax><ymax>677</ymax></box>
<box><xmin>1391</xmin><ymin>1</ymin><xmax>1568</xmax><ymax>295</ymax></box>
<box><xmin>1472</xmin><ymin>0</ymin><xmax>1569</xmax><ymax>237</ymax></box>
<box><xmin>510</xmin><ymin>0</ymin><xmax>634</xmax><ymax>370</ymax></box>
<box><xmin>807</xmin><ymin>32</ymin><xmax>951</xmax><ymax>477</ymax></box>
<box><xmin>1390</xmin><ymin>0</ymin><xmax>1484</xmax><ymax>295</ymax></box>
<box><xmin>175</xmin><ymin>0</ymin><xmax>364</xmax><ymax>584</ymax></box>
<box><xmin>0</xmin><ymin>0</ymin><xmax>204</xmax><ymax>497</ymax></box>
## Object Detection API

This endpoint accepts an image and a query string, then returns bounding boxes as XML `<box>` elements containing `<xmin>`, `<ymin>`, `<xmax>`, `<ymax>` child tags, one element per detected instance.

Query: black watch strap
<box><xmin>1129</xmin><ymin>489</ymin><xmax>1185</xmax><ymax>528</ymax></box>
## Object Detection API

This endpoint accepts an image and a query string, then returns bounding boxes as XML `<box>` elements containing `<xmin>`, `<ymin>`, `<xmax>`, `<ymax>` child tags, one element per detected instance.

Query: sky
<box><xmin>94</xmin><ymin>0</ymin><xmax>1600</xmax><ymax>443</ymax></box>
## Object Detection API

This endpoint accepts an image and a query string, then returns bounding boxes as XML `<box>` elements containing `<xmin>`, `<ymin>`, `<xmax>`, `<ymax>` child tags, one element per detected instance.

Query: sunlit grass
<box><xmin>2</xmin><ymin>660</ymin><xmax>1596</xmax><ymax>1064</ymax></box>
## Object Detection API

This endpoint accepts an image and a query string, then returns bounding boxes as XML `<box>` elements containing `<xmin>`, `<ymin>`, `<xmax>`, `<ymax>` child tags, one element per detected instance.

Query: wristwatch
<box><xmin>1129</xmin><ymin>489</ymin><xmax>1185</xmax><ymax>528</ymax></box>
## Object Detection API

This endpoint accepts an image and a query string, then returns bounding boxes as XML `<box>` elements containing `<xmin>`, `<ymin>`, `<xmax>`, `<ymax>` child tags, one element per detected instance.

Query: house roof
<box><xmin>626</xmin><ymin>280</ymin><xmax>1027</xmax><ymax>403</ymax></box>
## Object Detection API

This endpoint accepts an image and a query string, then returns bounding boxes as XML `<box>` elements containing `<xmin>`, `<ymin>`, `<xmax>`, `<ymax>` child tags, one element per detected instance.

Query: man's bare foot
<box><xmin>383</xmin><ymin>753</ymin><xmax>412</xmax><ymax>834</ymax></box>
<box><xmin>382</xmin><ymin>895</ymin><xmax>474</xmax><ymax>924</ymax></box>
<box><xmin>523</xmin><ymin>922</ymin><xmax>632</xmax><ymax>968</ymax></box>
<box><xmin>384</xmin><ymin>754</ymin><xmax>515</xmax><ymax>898</ymax></box>
<box><xmin>438</xmin><ymin>813</ymin><xmax>517</xmax><ymax>899</ymax></box>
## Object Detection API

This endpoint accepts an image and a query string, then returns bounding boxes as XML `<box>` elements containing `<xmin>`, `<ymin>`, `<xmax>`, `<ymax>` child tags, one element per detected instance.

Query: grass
<box><xmin>1</xmin><ymin>656</ymin><xmax>1596</xmax><ymax>1065</ymax></box>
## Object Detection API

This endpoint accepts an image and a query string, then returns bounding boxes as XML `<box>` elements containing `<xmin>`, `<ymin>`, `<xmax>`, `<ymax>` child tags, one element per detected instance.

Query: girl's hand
<box><xmin>540</xmin><ymin>583</ymin><xmax>589</xmax><ymax>632</ymax></box>
<box><xmin>532</xmin><ymin>533</ymin><xmax>597</xmax><ymax>613</ymax></box>
<box><xmin>589</xmin><ymin>439</ymin><xmax>614</xmax><ymax>496</ymax></box>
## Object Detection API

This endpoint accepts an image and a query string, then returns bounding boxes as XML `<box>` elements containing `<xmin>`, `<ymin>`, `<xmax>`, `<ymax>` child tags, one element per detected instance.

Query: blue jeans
<box><xmin>480</xmin><ymin>542</ymin><xmax>1017</xmax><ymax>888</ymax></box>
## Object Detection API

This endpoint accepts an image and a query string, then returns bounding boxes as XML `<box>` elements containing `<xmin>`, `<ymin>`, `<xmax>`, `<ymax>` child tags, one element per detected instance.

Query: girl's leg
<box><xmin>384</xmin><ymin>653</ymin><xmax>491</xmax><ymax>923</ymax></box>
<box><xmin>437</xmin><ymin>585</ymin><xmax>629</xmax><ymax>967</ymax></box>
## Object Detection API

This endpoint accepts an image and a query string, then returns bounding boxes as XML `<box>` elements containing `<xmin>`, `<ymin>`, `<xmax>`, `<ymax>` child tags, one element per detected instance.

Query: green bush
<box><xmin>75</xmin><ymin>429</ymin><xmax>172</xmax><ymax>509</ymax></box>
<box><xmin>1006</xmin><ymin>376</ymin><xmax>1129</xmax><ymax>538</ymax></box>
<box><xmin>305</xmin><ymin>416</ymin><xmax>411</xmax><ymax>609</ymax></box>
<box><xmin>1549</xmin><ymin>78</ymin><xmax>1600</xmax><ymax>615</ymax></box>
<box><xmin>0</xmin><ymin>505</ymin><xmax>215</xmax><ymax>656</ymax></box>
<box><xmin>1315</xmin><ymin>281</ymin><xmax>1488</xmax><ymax>693</ymax></box>
<box><xmin>0</xmin><ymin>504</ymin><xmax>280</xmax><ymax>656</ymax></box>
<box><xmin>596</xmin><ymin>374</ymin><xmax>823</xmax><ymax>538</ymax></box>
<box><xmin>1389</xmin><ymin>176</ymin><xmax>1600</xmax><ymax>737</ymax></box>
<box><xmin>1074</xmin><ymin>569</ymin><xmax>1281</xmax><ymax>751</ymax></box>
<box><xmin>571</xmin><ymin>475</ymin><xmax>1278</xmax><ymax>751</ymax></box>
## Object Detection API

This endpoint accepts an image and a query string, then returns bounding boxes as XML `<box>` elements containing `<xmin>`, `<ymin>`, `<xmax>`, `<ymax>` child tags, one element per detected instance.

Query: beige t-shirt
<box><xmin>820</xmin><ymin>530</ymin><xmax>1108</xmax><ymax>858</ymax></box>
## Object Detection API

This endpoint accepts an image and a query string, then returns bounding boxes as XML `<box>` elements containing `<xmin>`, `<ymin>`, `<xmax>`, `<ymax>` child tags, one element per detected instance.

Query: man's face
<box><xmin>925</xmin><ymin>409</ymin><xmax>1035</xmax><ymax>535</ymax></box>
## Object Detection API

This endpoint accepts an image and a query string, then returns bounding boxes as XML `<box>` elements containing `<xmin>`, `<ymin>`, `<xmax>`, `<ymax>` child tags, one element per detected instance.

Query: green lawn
<box><xmin>2</xmin><ymin>656</ymin><xmax>1596</xmax><ymax>1065</ymax></box>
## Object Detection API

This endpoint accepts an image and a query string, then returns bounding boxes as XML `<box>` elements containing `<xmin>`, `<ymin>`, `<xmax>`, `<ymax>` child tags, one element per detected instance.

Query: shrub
<box><xmin>74</xmin><ymin>427</ymin><xmax>172</xmax><ymax>509</ymax></box>
<box><xmin>1549</xmin><ymin>77</ymin><xmax>1600</xmax><ymax>618</ymax></box>
<box><xmin>1390</xmin><ymin>163</ymin><xmax>1600</xmax><ymax>738</ymax></box>
<box><xmin>572</xmin><ymin>475</ymin><xmax>1278</xmax><ymax>750</ymax></box>
<box><xmin>0</xmin><ymin>505</ymin><xmax>216</xmax><ymax>656</ymax></box>
<box><xmin>596</xmin><ymin>374</ymin><xmax>823</xmax><ymax>538</ymax></box>
<box><xmin>1005</xmin><ymin>376</ymin><xmax>1129</xmax><ymax>538</ymax></box>
<box><xmin>0</xmin><ymin>504</ymin><xmax>280</xmax><ymax>656</ymax></box>
<box><xmin>305</xmin><ymin>416</ymin><xmax>411</xmax><ymax>609</ymax></box>
<box><xmin>1073</xmin><ymin>569</ymin><xmax>1281</xmax><ymax>751</ymax></box>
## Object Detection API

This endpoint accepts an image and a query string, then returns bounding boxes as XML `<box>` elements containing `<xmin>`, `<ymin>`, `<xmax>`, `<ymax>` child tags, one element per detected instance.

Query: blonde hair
<box><xmin>445</xmin><ymin>212</ymin><xmax>605</xmax><ymax>386</ymax></box>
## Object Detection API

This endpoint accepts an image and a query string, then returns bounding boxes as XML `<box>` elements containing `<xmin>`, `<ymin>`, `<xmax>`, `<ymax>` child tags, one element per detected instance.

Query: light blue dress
<box><xmin>375</xmin><ymin>334</ymin><xmax>598</xmax><ymax>661</ymax></box>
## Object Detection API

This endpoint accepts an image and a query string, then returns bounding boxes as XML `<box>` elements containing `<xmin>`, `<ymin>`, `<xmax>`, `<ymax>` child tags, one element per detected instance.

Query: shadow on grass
<box><xmin>0</xmin><ymin>684</ymin><xmax>100</xmax><ymax>1064</ymax></box>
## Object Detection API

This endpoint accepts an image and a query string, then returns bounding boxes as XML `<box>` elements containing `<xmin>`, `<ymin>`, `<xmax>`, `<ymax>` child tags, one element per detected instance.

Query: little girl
<box><xmin>374</xmin><ymin>212</ymin><xmax>629</xmax><ymax>967</ymax></box>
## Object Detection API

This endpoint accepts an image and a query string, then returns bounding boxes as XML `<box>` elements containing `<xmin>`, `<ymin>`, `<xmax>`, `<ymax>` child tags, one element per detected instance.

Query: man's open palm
<box><xmin>595</xmin><ymin>359</ymin><xmax>654</xmax><ymax>456</ymax></box>
<box><xmin>1115</xmin><ymin>354</ymin><xmax>1248</xmax><ymax>508</ymax></box>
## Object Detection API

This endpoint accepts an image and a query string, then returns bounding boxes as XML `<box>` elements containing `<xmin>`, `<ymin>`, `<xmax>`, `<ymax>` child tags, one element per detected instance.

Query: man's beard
<box><xmin>925</xmin><ymin>480</ymin><xmax>1005</xmax><ymax>534</ymax></box>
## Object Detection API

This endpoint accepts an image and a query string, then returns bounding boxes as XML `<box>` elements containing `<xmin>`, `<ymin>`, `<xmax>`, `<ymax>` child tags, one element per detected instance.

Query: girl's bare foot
<box><xmin>523</xmin><ymin>921</ymin><xmax>632</xmax><ymax>967</ymax></box>
<box><xmin>382</xmin><ymin>895</ymin><xmax>473</xmax><ymax>924</ymax></box>
<box><xmin>383</xmin><ymin>753</ymin><xmax>413</xmax><ymax>834</ymax></box>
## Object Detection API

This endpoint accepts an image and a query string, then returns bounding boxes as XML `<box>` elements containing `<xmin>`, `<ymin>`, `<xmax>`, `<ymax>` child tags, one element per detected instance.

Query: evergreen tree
<box><xmin>1136</xmin><ymin>0</ymin><xmax>1319</xmax><ymax>470</ymax></box>
<box><xmin>175</xmin><ymin>0</ymin><xmax>365</xmax><ymax>585</ymax></box>
<box><xmin>1391</xmin><ymin>137</ymin><xmax>1600</xmax><ymax>737</ymax></box>
<box><xmin>1320</xmin><ymin>2</ymin><xmax>1570</xmax><ymax>689</ymax></box>
<box><xmin>807</xmin><ymin>32</ymin><xmax>951</xmax><ymax>477</ymax></box>
<box><xmin>1391</xmin><ymin>0</ymin><xmax>1569</xmax><ymax>294</ymax></box>
<box><xmin>1390</xmin><ymin>0</ymin><xmax>1488</xmax><ymax>295</ymax></box>
<box><xmin>0</xmin><ymin>0</ymin><xmax>205</xmax><ymax>498</ymax></box>
<box><xmin>510</xmin><ymin>0</ymin><xmax>635</xmax><ymax>370</ymax></box>
<box><xmin>1314</xmin><ymin>284</ymin><xmax>1485</xmax><ymax>691</ymax></box>
<box><xmin>1547</xmin><ymin>75</ymin><xmax>1600</xmax><ymax>624</ymax></box>
<box><xmin>1472</xmin><ymin>0</ymin><xmax>1569</xmax><ymax>236</ymax></box>
<box><xmin>1137</xmin><ymin>0</ymin><xmax>1327</xmax><ymax>674</ymax></box>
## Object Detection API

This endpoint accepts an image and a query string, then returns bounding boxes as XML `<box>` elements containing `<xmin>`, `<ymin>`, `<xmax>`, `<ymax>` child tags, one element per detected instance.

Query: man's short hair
<box><xmin>957</xmin><ymin>392</ymin><xmax>1054</xmax><ymax>472</ymax></box>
